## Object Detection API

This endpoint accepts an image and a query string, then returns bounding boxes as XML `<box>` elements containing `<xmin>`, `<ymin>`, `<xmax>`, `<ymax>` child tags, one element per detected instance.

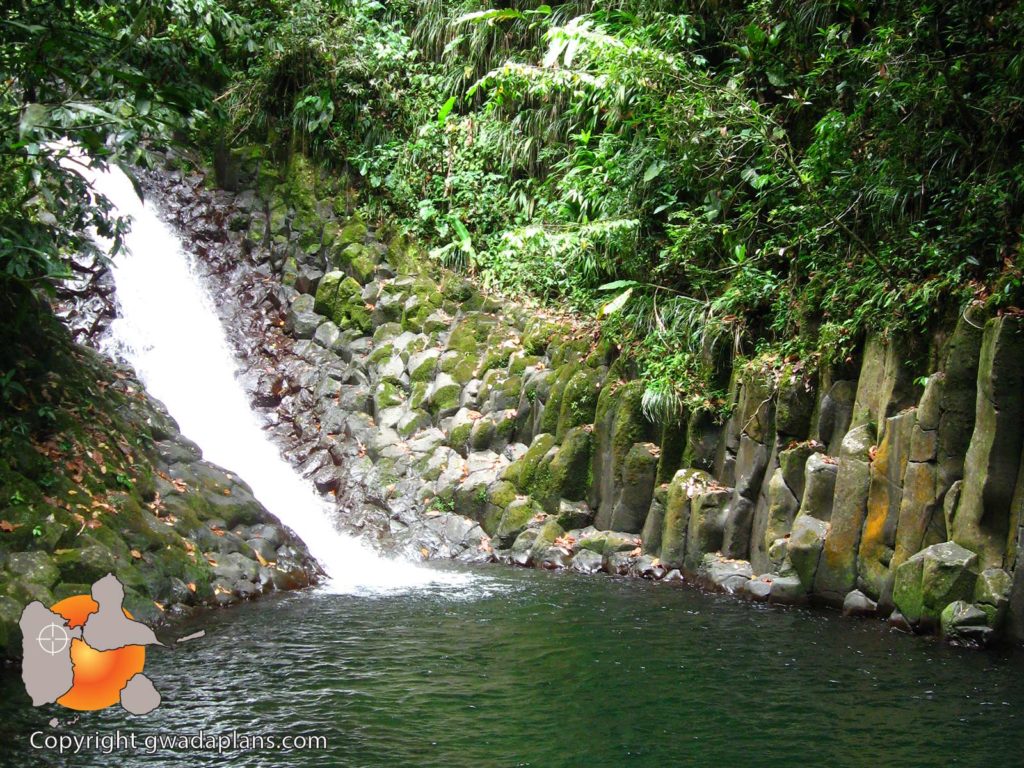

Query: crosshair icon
<box><xmin>38</xmin><ymin>623</ymin><xmax>69</xmax><ymax>656</ymax></box>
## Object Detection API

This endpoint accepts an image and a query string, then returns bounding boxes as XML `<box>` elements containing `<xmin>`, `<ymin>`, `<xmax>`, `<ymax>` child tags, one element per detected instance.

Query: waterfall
<box><xmin>77</xmin><ymin>160</ymin><xmax>463</xmax><ymax>595</ymax></box>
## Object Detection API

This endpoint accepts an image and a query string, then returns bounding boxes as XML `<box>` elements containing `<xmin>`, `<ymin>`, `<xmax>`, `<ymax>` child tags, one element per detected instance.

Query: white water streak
<box><xmin>78</xmin><ymin>161</ymin><xmax>467</xmax><ymax>595</ymax></box>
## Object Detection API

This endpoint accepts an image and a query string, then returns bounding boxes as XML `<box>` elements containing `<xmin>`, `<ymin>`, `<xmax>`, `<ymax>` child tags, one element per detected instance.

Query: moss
<box><xmin>611</xmin><ymin>380</ymin><xmax>650</xmax><ymax>479</ymax></box>
<box><xmin>494</xmin><ymin>498</ymin><xmax>543</xmax><ymax>547</ymax></box>
<box><xmin>511</xmin><ymin>433</ymin><xmax>558</xmax><ymax>493</ymax></box>
<box><xmin>481</xmin><ymin>481</ymin><xmax>519</xmax><ymax>535</ymax></box>
<box><xmin>539</xmin><ymin>363</ymin><xmax>580</xmax><ymax>434</ymax></box>
<box><xmin>338</xmin><ymin>216</ymin><xmax>369</xmax><ymax>247</ymax></box>
<box><xmin>533</xmin><ymin>427</ymin><xmax>594</xmax><ymax>512</ymax></box>
<box><xmin>332</xmin><ymin>242</ymin><xmax>378</xmax><ymax>283</ymax></box>
<box><xmin>509</xmin><ymin>354</ymin><xmax>542</xmax><ymax>375</ymax></box>
<box><xmin>367</xmin><ymin>343</ymin><xmax>395</xmax><ymax>365</ymax></box>
<box><xmin>314</xmin><ymin>272</ymin><xmax>372</xmax><ymax>333</ymax></box>
<box><xmin>555</xmin><ymin>368</ymin><xmax>603</xmax><ymax>440</ymax></box>
<box><xmin>655</xmin><ymin>417</ymin><xmax>688</xmax><ymax>485</ymax></box>
<box><xmin>449</xmin><ymin>421</ymin><xmax>473</xmax><ymax>449</ymax></box>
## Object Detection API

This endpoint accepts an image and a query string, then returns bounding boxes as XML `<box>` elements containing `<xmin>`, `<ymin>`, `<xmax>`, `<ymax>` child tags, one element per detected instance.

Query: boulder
<box><xmin>892</xmin><ymin>541</ymin><xmax>979</xmax><ymax>627</ymax></box>
<box><xmin>940</xmin><ymin>600</ymin><xmax>994</xmax><ymax>646</ymax></box>
<box><xmin>842</xmin><ymin>589</ymin><xmax>878</xmax><ymax>617</ymax></box>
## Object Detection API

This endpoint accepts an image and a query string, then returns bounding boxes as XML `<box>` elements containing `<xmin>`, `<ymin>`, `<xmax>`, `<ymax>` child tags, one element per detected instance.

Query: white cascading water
<box><xmin>77</xmin><ymin>160</ymin><xmax>468</xmax><ymax>595</ymax></box>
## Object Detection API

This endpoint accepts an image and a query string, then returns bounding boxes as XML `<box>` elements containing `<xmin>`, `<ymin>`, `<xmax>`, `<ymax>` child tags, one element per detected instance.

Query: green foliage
<box><xmin>268</xmin><ymin>0</ymin><xmax>1021</xmax><ymax>409</ymax></box>
<box><xmin>1</xmin><ymin>0</ymin><xmax>240</xmax><ymax>310</ymax></box>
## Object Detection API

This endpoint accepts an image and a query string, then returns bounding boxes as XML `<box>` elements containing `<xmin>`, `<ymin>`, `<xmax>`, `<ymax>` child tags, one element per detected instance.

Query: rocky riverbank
<box><xmin>141</xmin><ymin>148</ymin><xmax>1024</xmax><ymax>648</ymax></box>
<box><xmin>0</xmin><ymin>302</ymin><xmax>321</xmax><ymax>661</ymax></box>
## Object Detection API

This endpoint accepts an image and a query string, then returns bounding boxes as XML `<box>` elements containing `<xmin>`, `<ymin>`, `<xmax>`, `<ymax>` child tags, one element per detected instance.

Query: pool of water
<box><xmin>2</xmin><ymin>564</ymin><xmax>1022</xmax><ymax>767</ymax></box>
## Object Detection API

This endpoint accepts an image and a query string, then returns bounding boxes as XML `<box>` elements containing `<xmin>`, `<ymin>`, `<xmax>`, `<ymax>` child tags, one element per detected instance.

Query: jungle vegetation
<box><xmin>3</xmin><ymin>0</ymin><xmax>1023</xmax><ymax>416</ymax></box>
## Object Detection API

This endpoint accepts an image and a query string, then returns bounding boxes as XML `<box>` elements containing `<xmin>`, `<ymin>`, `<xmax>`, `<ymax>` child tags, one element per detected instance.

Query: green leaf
<box><xmin>455</xmin><ymin>9</ymin><xmax>525</xmax><ymax>26</ymax></box>
<box><xmin>643</xmin><ymin>161</ymin><xmax>665</xmax><ymax>183</ymax></box>
<box><xmin>19</xmin><ymin>104</ymin><xmax>48</xmax><ymax>138</ymax></box>
<box><xmin>600</xmin><ymin>288</ymin><xmax>633</xmax><ymax>317</ymax></box>
<box><xmin>437</xmin><ymin>96</ymin><xmax>457</xmax><ymax>127</ymax></box>
<box><xmin>597</xmin><ymin>279</ymin><xmax>640</xmax><ymax>292</ymax></box>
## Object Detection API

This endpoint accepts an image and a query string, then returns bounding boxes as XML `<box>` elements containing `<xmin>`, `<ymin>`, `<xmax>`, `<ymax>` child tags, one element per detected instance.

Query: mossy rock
<box><xmin>533</xmin><ymin>427</ymin><xmax>594</xmax><ymax>513</ymax></box>
<box><xmin>338</xmin><ymin>217</ymin><xmax>369</xmax><ymax>247</ymax></box>
<box><xmin>53</xmin><ymin>544</ymin><xmax>120</xmax><ymax>585</ymax></box>
<box><xmin>367</xmin><ymin>343</ymin><xmax>395</xmax><ymax>366</ymax></box>
<box><xmin>893</xmin><ymin>541</ymin><xmax>980</xmax><ymax>626</ymax></box>
<box><xmin>495</xmin><ymin>498</ymin><xmax>544</xmax><ymax>547</ymax></box>
<box><xmin>374</xmin><ymin>381</ymin><xmax>407</xmax><ymax>413</ymax></box>
<box><xmin>521</xmin><ymin>318</ymin><xmax>559</xmax><ymax>356</ymax></box>
<box><xmin>447</xmin><ymin>315</ymin><xmax>493</xmax><ymax>355</ymax></box>
<box><xmin>332</xmin><ymin>242</ymin><xmax>378</xmax><ymax>284</ymax></box>
<box><xmin>373</xmin><ymin>323</ymin><xmax>403</xmax><ymax>343</ymax></box>
<box><xmin>427</xmin><ymin>373</ymin><xmax>461</xmax><ymax>417</ymax></box>
<box><xmin>555</xmin><ymin>367</ymin><xmax>604</xmax><ymax>440</ymax></box>
<box><xmin>509</xmin><ymin>353</ymin><xmax>542</xmax><ymax>376</ymax></box>
<box><xmin>0</xmin><ymin>595</ymin><xmax>25</xmax><ymax>659</ymax></box>
<box><xmin>483</xmin><ymin>481</ymin><xmax>519</xmax><ymax>535</ymax></box>
<box><xmin>508</xmin><ymin>433</ymin><xmax>558</xmax><ymax>492</ymax></box>
<box><xmin>440</xmin><ymin>349</ymin><xmax>479</xmax><ymax>386</ymax></box>
<box><xmin>315</xmin><ymin>272</ymin><xmax>372</xmax><ymax>333</ymax></box>
<box><xmin>539</xmin><ymin>363</ymin><xmax>581</xmax><ymax>434</ymax></box>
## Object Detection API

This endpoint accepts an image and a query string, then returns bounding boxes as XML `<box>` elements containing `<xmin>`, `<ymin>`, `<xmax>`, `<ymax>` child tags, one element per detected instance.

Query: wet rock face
<box><xmin>132</xmin><ymin>150</ymin><xmax>1024</xmax><ymax>647</ymax></box>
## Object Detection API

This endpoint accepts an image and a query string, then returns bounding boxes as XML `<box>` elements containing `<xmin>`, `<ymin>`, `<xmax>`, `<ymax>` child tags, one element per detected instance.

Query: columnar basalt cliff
<box><xmin>155</xmin><ymin>149</ymin><xmax>1024</xmax><ymax>647</ymax></box>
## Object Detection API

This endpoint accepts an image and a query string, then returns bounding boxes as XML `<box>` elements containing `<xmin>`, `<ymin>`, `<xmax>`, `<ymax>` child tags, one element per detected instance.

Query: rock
<box><xmin>396</xmin><ymin>408</ymin><xmax>432</xmax><ymax>438</ymax></box>
<box><xmin>313</xmin><ymin>320</ymin><xmax>341</xmax><ymax>350</ymax></box>
<box><xmin>427</xmin><ymin>372</ymin><xmax>462</xmax><ymax>418</ymax></box>
<box><xmin>698</xmin><ymin>554</ymin><xmax>752</xmax><ymax>594</ymax></box>
<box><xmin>659</xmin><ymin>469</ymin><xmax>714</xmax><ymax>569</ymax></box>
<box><xmin>556</xmin><ymin>499</ymin><xmax>593</xmax><ymax>531</ymax></box>
<box><xmin>607</xmin><ymin>442</ymin><xmax>660</xmax><ymax>533</ymax></box>
<box><xmin>952</xmin><ymin>316</ymin><xmax>1024</xmax><ymax>568</ymax></box>
<box><xmin>555</xmin><ymin>367</ymin><xmax>603</xmax><ymax>440</ymax></box>
<box><xmin>813</xmin><ymin>424</ymin><xmax>875</xmax><ymax>603</ymax></box>
<box><xmin>842</xmin><ymin>589</ymin><xmax>878</xmax><ymax>617</ymax></box>
<box><xmin>775</xmin><ymin>363</ymin><xmax>817</xmax><ymax>438</ymax></box>
<box><xmin>510</xmin><ymin>529</ymin><xmax>540</xmax><ymax>566</ymax></box>
<box><xmin>684</xmin><ymin>485</ymin><xmax>733</xmax><ymax>571</ymax></box>
<box><xmin>778</xmin><ymin>442</ymin><xmax>825</xmax><ymax>505</ymax></box>
<box><xmin>817</xmin><ymin>380</ymin><xmax>856</xmax><ymax>454</ymax></box>
<box><xmin>757</xmin><ymin>467</ymin><xmax>798</xmax><ymax>570</ymax></box>
<box><xmin>799</xmin><ymin>453</ymin><xmax>839</xmax><ymax>521</ymax></box>
<box><xmin>494</xmin><ymin>498</ymin><xmax>543</xmax><ymax>548</ymax></box>
<box><xmin>54</xmin><ymin>545</ymin><xmax>119</xmax><ymax>585</ymax></box>
<box><xmin>532</xmin><ymin>427</ymin><xmax>593</xmax><ymax>513</ymax></box>
<box><xmin>6</xmin><ymin>552</ymin><xmax>60</xmax><ymax>588</ymax></box>
<box><xmin>850</xmin><ymin>333</ymin><xmax>922</xmax><ymax>431</ymax></box>
<box><xmin>640</xmin><ymin>484</ymin><xmax>669</xmax><ymax>556</ymax></box>
<box><xmin>636</xmin><ymin>555</ymin><xmax>668</xmax><ymax>580</ymax></box>
<box><xmin>408</xmin><ymin>348</ymin><xmax>441</xmax><ymax>382</ymax></box>
<box><xmin>571</xmin><ymin>549</ymin><xmax>604</xmax><ymax>575</ymax></box>
<box><xmin>940</xmin><ymin>600</ymin><xmax>994</xmax><ymax>646</ymax></box>
<box><xmin>591</xmin><ymin>380</ymin><xmax>651</xmax><ymax>527</ymax></box>
<box><xmin>974</xmin><ymin>567</ymin><xmax>1012</xmax><ymax>627</ymax></box>
<box><xmin>892</xmin><ymin>541</ymin><xmax>979</xmax><ymax>627</ymax></box>
<box><xmin>768</xmin><ymin>574</ymin><xmax>807</xmax><ymax>605</ymax></box>
<box><xmin>858</xmin><ymin>408</ymin><xmax>916</xmax><ymax>601</ymax></box>
<box><xmin>742</xmin><ymin>576</ymin><xmax>773</xmax><ymax>601</ymax></box>
<box><xmin>788</xmin><ymin>514</ymin><xmax>829</xmax><ymax>589</ymax></box>
<box><xmin>314</xmin><ymin>271</ymin><xmax>371</xmax><ymax>333</ymax></box>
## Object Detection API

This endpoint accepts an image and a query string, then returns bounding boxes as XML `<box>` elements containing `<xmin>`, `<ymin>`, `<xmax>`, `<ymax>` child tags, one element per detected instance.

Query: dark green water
<box><xmin>2</xmin><ymin>565</ymin><xmax>1023</xmax><ymax>767</ymax></box>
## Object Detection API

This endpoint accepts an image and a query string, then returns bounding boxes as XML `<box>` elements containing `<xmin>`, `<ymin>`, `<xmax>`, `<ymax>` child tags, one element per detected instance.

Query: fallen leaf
<box><xmin>0</xmin><ymin>520</ymin><xmax>22</xmax><ymax>533</ymax></box>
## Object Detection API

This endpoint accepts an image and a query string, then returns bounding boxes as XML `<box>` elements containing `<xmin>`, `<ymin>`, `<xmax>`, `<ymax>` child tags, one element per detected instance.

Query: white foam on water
<box><xmin>74</xmin><ymin>159</ymin><xmax>475</xmax><ymax>596</ymax></box>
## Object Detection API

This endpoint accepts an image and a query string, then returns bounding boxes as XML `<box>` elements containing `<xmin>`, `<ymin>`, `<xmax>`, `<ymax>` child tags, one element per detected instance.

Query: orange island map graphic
<box><xmin>19</xmin><ymin>573</ymin><xmax>163</xmax><ymax>714</ymax></box>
